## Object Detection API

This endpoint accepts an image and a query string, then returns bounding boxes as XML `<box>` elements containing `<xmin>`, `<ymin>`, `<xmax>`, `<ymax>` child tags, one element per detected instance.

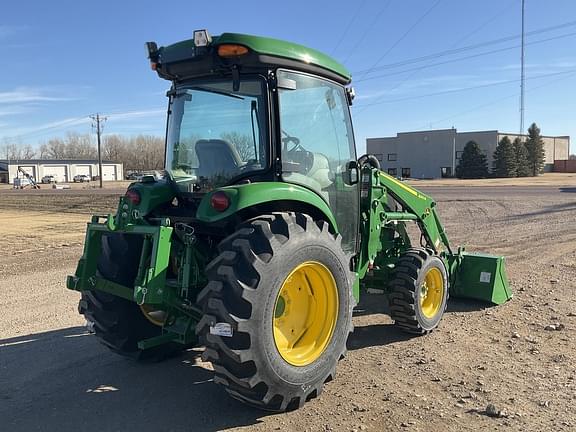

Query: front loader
<box><xmin>67</xmin><ymin>30</ymin><xmax>511</xmax><ymax>411</ymax></box>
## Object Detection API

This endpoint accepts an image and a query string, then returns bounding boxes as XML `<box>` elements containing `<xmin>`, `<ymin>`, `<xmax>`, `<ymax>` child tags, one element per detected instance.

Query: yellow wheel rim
<box><xmin>273</xmin><ymin>261</ymin><xmax>339</xmax><ymax>367</ymax></box>
<box><xmin>140</xmin><ymin>305</ymin><xmax>167</xmax><ymax>327</ymax></box>
<box><xmin>420</xmin><ymin>267</ymin><xmax>444</xmax><ymax>319</ymax></box>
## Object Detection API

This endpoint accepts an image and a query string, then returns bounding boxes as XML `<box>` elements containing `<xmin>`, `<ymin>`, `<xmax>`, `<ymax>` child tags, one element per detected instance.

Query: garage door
<box><xmin>75</xmin><ymin>165</ymin><xmax>92</xmax><ymax>176</ymax></box>
<box><xmin>44</xmin><ymin>165</ymin><xmax>68</xmax><ymax>182</ymax></box>
<box><xmin>101</xmin><ymin>165</ymin><xmax>117</xmax><ymax>181</ymax></box>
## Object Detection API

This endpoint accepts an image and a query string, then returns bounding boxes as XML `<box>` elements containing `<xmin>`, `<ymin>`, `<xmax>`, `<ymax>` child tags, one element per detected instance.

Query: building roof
<box><xmin>0</xmin><ymin>159</ymin><xmax>119</xmax><ymax>164</ymax></box>
<box><xmin>368</xmin><ymin>128</ymin><xmax>570</xmax><ymax>140</ymax></box>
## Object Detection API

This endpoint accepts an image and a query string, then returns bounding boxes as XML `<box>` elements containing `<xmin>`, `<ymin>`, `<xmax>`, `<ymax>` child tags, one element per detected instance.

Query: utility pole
<box><xmin>90</xmin><ymin>113</ymin><xmax>107</xmax><ymax>188</ymax></box>
<box><xmin>519</xmin><ymin>0</ymin><xmax>525</xmax><ymax>135</ymax></box>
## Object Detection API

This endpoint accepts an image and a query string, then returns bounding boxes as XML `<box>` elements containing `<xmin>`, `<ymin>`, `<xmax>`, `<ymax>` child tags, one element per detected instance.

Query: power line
<box><xmin>352</xmin><ymin>28</ymin><xmax>576</xmax><ymax>116</ymax></box>
<box><xmin>353</xmin><ymin>19</ymin><xmax>576</xmax><ymax>75</ymax></box>
<box><xmin>341</xmin><ymin>0</ymin><xmax>392</xmax><ymax>64</ymax></box>
<box><xmin>6</xmin><ymin>106</ymin><xmax>165</xmax><ymax>142</ymax></box>
<box><xmin>354</xmin><ymin>30</ymin><xmax>576</xmax><ymax>83</ymax></box>
<box><xmin>330</xmin><ymin>0</ymin><xmax>366</xmax><ymax>55</ymax></box>
<box><xmin>448</xmin><ymin>0</ymin><xmax>517</xmax><ymax>49</ymax></box>
<box><xmin>352</xmin><ymin>1</ymin><xmax>521</xmax><ymax>116</ymax></box>
<box><xmin>355</xmin><ymin>69</ymin><xmax>576</xmax><ymax>109</ymax></box>
<box><xmin>356</xmin><ymin>0</ymin><xmax>443</xmax><ymax>80</ymax></box>
<box><xmin>413</xmin><ymin>69</ymin><xmax>576</xmax><ymax>130</ymax></box>
<box><xmin>11</xmin><ymin>117</ymin><xmax>91</xmax><ymax>140</ymax></box>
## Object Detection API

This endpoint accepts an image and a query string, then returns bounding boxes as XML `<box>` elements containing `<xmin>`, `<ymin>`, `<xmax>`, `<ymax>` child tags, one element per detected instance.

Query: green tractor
<box><xmin>67</xmin><ymin>30</ymin><xmax>511</xmax><ymax>412</ymax></box>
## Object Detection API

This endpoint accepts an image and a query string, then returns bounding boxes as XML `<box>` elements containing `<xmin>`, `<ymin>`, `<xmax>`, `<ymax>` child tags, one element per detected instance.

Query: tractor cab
<box><xmin>150</xmin><ymin>30</ymin><xmax>359</xmax><ymax>250</ymax></box>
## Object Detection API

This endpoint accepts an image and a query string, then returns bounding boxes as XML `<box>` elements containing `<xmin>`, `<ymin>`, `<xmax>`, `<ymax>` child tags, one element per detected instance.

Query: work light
<box><xmin>193</xmin><ymin>30</ymin><xmax>212</xmax><ymax>47</ymax></box>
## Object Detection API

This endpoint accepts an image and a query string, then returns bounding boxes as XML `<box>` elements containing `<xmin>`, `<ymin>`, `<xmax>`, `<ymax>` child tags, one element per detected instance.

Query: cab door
<box><xmin>277</xmin><ymin>70</ymin><xmax>359</xmax><ymax>253</ymax></box>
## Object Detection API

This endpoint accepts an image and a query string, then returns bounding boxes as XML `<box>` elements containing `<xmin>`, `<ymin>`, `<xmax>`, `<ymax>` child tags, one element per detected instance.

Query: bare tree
<box><xmin>64</xmin><ymin>132</ymin><xmax>97</xmax><ymax>159</ymax></box>
<box><xmin>102</xmin><ymin>134</ymin><xmax>164</xmax><ymax>171</ymax></box>
<box><xmin>40</xmin><ymin>138</ymin><xmax>67</xmax><ymax>159</ymax></box>
<box><xmin>39</xmin><ymin>133</ymin><xmax>96</xmax><ymax>159</ymax></box>
<box><xmin>31</xmin><ymin>132</ymin><xmax>165</xmax><ymax>172</ymax></box>
<box><xmin>132</xmin><ymin>135</ymin><xmax>164</xmax><ymax>170</ymax></box>
<box><xmin>221</xmin><ymin>132</ymin><xmax>255</xmax><ymax>161</ymax></box>
<box><xmin>1</xmin><ymin>137</ymin><xmax>36</xmax><ymax>160</ymax></box>
<box><xmin>103</xmin><ymin>135</ymin><xmax>125</xmax><ymax>162</ymax></box>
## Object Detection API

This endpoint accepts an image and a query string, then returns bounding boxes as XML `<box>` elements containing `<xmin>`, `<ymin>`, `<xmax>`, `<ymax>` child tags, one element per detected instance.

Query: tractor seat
<box><xmin>195</xmin><ymin>139</ymin><xmax>242</xmax><ymax>178</ymax></box>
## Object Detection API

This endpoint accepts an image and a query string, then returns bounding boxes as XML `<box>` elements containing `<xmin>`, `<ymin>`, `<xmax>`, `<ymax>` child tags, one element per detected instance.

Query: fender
<box><xmin>196</xmin><ymin>182</ymin><xmax>338</xmax><ymax>232</ymax></box>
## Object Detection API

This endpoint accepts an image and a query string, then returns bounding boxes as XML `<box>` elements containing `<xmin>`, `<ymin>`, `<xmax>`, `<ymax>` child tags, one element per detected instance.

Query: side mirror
<box><xmin>344</xmin><ymin>160</ymin><xmax>359</xmax><ymax>185</ymax></box>
<box><xmin>346</xmin><ymin>87</ymin><xmax>355</xmax><ymax>106</ymax></box>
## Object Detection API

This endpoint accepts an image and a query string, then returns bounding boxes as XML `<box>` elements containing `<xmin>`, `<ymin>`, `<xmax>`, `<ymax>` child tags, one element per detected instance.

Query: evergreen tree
<box><xmin>456</xmin><ymin>140</ymin><xmax>489</xmax><ymax>179</ymax></box>
<box><xmin>524</xmin><ymin>122</ymin><xmax>546</xmax><ymax>176</ymax></box>
<box><xmin>492</xmin><ymin>136</ymin><xmax>518</xmax><ymax>177</ymax></box>
<box><xmin>513</xmin><ymin>137</ymin><xmax>531</xmax><ymax>177</ymax></box>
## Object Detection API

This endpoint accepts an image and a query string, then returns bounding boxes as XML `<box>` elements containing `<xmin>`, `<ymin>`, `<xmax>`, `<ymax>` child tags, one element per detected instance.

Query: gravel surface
<box><xmin>0</xmin><ymin>185</ymin><xmax>575</xmax><ymax>431</ymax></box>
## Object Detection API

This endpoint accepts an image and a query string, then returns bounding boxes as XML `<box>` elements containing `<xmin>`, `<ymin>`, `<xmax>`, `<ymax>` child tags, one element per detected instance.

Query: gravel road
<box><xmin>1</xmin><ymin>184</ymin><xmax>575</xmax><ymax>431</ymax></box>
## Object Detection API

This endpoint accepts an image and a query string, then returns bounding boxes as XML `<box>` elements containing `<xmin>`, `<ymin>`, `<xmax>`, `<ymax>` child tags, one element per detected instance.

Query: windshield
<box><xmin>166</xmin><ymin>78</ymin><xmax>268</xmax><ymax>192</ymax></box>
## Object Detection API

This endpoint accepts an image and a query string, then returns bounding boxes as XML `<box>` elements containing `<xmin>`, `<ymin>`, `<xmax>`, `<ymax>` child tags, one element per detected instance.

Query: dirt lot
<box><xmin>1</xmin><ymin>181</ymin><xmax>575</xmax><ymax>432</ymax></box>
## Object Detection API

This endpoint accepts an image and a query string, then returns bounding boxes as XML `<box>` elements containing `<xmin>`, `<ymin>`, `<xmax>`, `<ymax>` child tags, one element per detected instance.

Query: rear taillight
<box><xmin>210</xmin><ymin>191</ymin><xmax>230</xmax><ymax>212</ymax></box>
<box><xmin>125</xmin><ymin>189</ymin><xmax>141</xmax><ymax>205</ymax></box>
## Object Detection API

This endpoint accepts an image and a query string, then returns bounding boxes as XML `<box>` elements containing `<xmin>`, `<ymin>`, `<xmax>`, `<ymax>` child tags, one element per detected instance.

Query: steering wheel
<box><xmin>281</xmin><ymin>130</ymin><xmax>304</xmax><ymax>152</ymax></box>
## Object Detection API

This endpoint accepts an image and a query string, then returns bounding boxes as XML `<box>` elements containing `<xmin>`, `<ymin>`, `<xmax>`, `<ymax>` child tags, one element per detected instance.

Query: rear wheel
<box><xmin>78</xmin><ymin>233</ymin><xmax>180</xmax><ymax>360</ymax></box>
<box><xmin>196</xmin><ymin>213</ymin><xmax>354</xmax><ymax>411</ymax></box>
<box><xmin>388</xmin><ymin>248</ymin><xmax>448</xmax><ymax>334</ymax></box>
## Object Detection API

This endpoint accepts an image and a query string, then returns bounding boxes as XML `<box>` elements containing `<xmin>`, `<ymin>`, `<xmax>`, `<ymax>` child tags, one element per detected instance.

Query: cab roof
<box><xmin>155</xmin><ymin>32</ymin><xmax>352</xmax><ymax>85</ymax></box>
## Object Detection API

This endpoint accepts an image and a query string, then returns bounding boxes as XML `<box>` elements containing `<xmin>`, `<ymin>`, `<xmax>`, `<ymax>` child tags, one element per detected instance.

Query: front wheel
<box><xmin>388</xmin><ymin>248</ymin><xmax>448</xmax><ymax>334</ymax></box>
<box><xmin>196</xmin><ymin>213</ymin><xmax>354</xmax><ymax>411</ymax></box>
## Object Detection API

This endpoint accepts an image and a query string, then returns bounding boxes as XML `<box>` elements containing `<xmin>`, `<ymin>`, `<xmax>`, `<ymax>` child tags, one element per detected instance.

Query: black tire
<box><xmin>388</xmin><ymin>248</ymin><xmax>448</xmax><ymax>334</ymax></box>
<box><xmin>196</xmin><ymin>213</ymin><xmax>354</xmax><ymax>412</ymax></box>
<box><xmin>78</xmin><ymin>233</ymin><xmax>181</xmax><ymax>361</ymax></box>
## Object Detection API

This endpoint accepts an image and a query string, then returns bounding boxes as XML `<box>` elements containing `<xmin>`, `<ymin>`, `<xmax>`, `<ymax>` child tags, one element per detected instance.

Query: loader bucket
<box><xmin>450</xmin><ymin>252</ymin><xmax>512</xmax><ymax>305</ymax></box>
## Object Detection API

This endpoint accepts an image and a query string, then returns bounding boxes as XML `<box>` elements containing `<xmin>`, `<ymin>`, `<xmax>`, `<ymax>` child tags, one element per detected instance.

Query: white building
<box><xmin>0</xmin><ymin>159</ymin><xmax>124</xmax><ymax>184</ymax></box>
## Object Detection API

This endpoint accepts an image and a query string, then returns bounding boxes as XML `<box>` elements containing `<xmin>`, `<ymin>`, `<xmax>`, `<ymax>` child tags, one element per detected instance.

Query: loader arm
<box><xmin>357</xmin><ymin>166</ymin><xmax>512</xmax><ymax>305</ymax></box>
<box><xmin>358</xmin><ymin>166</ymin><xmax>451</xmax><ymax>279</ymax></box>
<box><xmin>375</xmin><ymin>170</ymin><xmax>452</xmax><ymax>255</ymax></box>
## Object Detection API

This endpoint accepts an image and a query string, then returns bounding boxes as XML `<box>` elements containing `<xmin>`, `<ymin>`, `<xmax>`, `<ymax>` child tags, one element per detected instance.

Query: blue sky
<box><xmin>2</xmin><ymin>0</ymin><xmax>575</xmax><ymax>154</ymax></box>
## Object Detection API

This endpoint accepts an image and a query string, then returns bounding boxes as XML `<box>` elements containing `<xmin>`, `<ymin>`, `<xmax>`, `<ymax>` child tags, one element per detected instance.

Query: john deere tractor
<box><xmin>67</xmin><ymin>30</ymin><xmax>511</xmax><ymax>411</ymax></box>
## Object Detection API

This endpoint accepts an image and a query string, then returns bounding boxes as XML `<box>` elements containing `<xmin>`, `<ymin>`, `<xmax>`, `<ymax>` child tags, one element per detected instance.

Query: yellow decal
<box><xmin>378</xmin><ymin>172</ymin><xmax>426</xmax><ymax>200</ymax></box>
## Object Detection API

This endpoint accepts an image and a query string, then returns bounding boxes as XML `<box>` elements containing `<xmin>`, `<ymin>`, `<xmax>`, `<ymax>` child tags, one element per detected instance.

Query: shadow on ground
<box><xmin>347</xmin><ymin>323</ymin><xmax>414</xmax><ymax>350</ymax></box>
<box><xmin>0</xmin><ymin>327</ymin><xmax>267</xmax><ymax>432</ymax></box>
<box><xmin>347</xmin><ymin>294</ymin><xmax>491</xmax><ymax>351</ymax></box>
<box><xmin>1</xmin><ymin>296</ymin><xmax>498</xmax><ymax>432</ymax></box>
<box><xmin>446</xmin><ymin>298</ymin><xmax>491</xmax><ymax>313</ymax></box>
<box><xmin>503</xmin><ymin>201</ymin><xmax>576</xmax><ymax>219</ymax></box>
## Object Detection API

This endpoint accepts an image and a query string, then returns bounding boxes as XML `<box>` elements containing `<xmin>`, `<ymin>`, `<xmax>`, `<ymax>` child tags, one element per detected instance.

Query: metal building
<box><xmin>0</xmin><ymin>159</ymin><xmax>124</xmax><ymax>184</ymax></box>
<box><xmin>367</xmin><ymin>129</ymin><xmax>570</xmax><ymax>179</ymax></box>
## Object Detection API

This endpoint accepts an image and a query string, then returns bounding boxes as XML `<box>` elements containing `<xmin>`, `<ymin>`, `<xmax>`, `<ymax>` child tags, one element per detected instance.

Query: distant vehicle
<box><xmin>141</xmin><ymin>170</ymin><xmax>165</xmax><ymax>180</ymax></box>
<box><xmin>41</xmin><ymin>175</ymin><xmax>58</xmax><ymax>184</ymax></box>
<box><xmin>73</xmin><ymin>174</ymin><xmax>91</xmax><ymax>183</ymax></box>
<box><xmin>13</xmin><ymin>177</ymin><xmax>33</xmax><ymax>188</ymax></box>
<box><xmin>125</xmin><ymin>172</ymin><xmax>142</xmax><ymax>180</ymax></box>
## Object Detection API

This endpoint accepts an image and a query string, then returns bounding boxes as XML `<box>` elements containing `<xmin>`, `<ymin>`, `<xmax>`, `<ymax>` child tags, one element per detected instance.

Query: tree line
<box><xmin>1</xmin><ymin>133</ymin><xmax>164</xmax><ymax>172</ymax></box>
<box><xmin>456</xmin><ymin>122</ymin><xmax>551</xmax><ymax>179</ymax></box>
